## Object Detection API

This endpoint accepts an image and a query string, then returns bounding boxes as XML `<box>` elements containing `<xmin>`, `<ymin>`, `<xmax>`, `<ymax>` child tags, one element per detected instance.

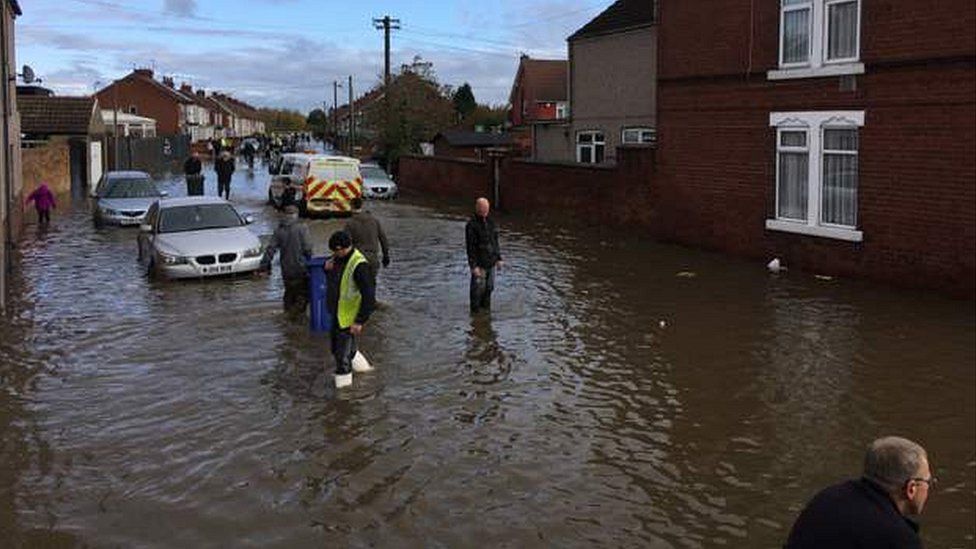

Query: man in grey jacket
<box><xmin>262</xmin><ymin>205</ymin><xmax>313</xmax><ymax>315</ymax></box>
<box><xmin>344</xmin><ymin>199</ymin><xmax>390</xmax><ymax>288</ymax></box>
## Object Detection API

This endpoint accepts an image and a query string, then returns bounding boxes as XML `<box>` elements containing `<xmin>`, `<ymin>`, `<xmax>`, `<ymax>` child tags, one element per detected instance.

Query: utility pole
<box><xmin>347</xmin><ymin>75</ymin><xmax>354</xmax><ymax>157</ymax></box>
<box><xmin>372</xmin><ymin>15</ymin><xmax>400</xmax><ymax>88</ymax></box>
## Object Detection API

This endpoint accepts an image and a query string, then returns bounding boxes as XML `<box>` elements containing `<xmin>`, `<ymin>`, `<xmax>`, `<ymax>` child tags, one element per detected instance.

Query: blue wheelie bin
<box><xmin>306</xmin><ymin>256</ymin><xmax>331</xmax><ymax>333</ymax></box>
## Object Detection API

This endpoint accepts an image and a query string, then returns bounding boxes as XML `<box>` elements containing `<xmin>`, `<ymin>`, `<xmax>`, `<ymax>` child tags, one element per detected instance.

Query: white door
<box><xmin>89</xmin><ymin>141</ymin><xmax>103</xmax><ymax>195</ymax></box>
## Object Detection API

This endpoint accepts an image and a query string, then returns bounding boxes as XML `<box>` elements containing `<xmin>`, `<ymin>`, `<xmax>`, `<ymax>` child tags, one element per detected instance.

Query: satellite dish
<box><xmin>21</xmin><ymin>65</ymin><xmax>36</xmax><ymax>84</ymax></box>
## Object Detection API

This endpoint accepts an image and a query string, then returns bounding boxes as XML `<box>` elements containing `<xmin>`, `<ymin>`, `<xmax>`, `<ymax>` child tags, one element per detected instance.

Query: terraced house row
<box><xmin>94</xmin><ymin>68</ymin><xmax>265</xmax><ymax>143</ymax></box>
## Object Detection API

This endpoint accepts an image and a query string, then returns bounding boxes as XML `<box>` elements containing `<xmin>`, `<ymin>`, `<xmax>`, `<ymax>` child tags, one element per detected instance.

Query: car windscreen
<box><xmin>361</xmin><ymin>167</ymin><xmax>387</xmax><ymax>179</ymax></box>
<box><xmin>311</xmin><ymin>164</ymin><xmax>360</xmax><ymax>181</ymax></box>
<box><xmin>103</xmin><ymin>178</ymin><xmax>159</xmax><ymax>198</ymax></box>
<box><xmin>158</xmin><ymin>204</ymin><xmax>242</xmax><ymax>233</ymax></box>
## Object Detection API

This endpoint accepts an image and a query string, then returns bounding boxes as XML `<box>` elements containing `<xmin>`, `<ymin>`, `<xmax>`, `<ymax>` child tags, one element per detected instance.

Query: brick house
<box><xmin>179</xmin><ymin>83</ymin><xmax>215</xmax><ymax>142</ymax></box>
<box><xmin>95</xmin><ymin>69</ymin><xmax>194</xmax><ymax>136</ymax></box>
<box><xmin>507</xmin><ymin>55</ymin><xmax>567</xmax><ymax>156</ymax></box>
<box><xmin>211</xmin><ymin>93</ymin><xmax>265</xmax><ymax>137</ymax></box>
<box><xmin>508</xmin><ymin>55</ymin><xmax>568</xmax><ymax>127</ymax></box>
<box><xmin>534</xmin><ymin>0</ymin><xmax>657</xmax><ymax>164</ymax></box>
<box><xmin>654</xmin><ymin>0</ymin><xmax>975</xmax><ymax>296</ymax></box>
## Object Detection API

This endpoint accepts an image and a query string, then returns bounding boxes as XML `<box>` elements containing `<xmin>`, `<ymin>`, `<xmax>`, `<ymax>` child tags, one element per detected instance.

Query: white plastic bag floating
<box><xmin>352</xmin><ymin>351</ymin><xmax>373</xmax><ymax>373</ymax></box>
<box><xmin>767</xmin><ymin>258</ymin><xmax>785</xmax><ymax>273</ymax></box>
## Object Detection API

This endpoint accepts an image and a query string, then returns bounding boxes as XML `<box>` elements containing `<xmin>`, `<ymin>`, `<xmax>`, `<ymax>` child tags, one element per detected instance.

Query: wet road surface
<box><xmin>1</xmin><ymin>162</ymin><xmax>974</xmax><ymax>547</ymax></box>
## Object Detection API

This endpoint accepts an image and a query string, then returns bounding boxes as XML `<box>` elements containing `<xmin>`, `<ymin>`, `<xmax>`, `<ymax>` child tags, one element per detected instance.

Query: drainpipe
<box><xmin>1</xmin><ymin>1</ymin><xmax>11</xmax><ymax>311</ymax></box>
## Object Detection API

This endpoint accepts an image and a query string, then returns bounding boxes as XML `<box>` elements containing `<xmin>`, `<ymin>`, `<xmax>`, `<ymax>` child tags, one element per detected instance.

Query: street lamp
<box><xmin>333</xmin><ymin>80</ymin><xmax>343</xmax><ymax>150</ymax></box>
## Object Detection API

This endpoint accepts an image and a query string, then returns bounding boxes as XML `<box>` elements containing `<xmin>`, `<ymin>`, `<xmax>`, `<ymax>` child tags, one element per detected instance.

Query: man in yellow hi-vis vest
<box><xmin>324</xmin><ymin>230</ymin><xmax>376</xmax><ymax>388</ymax></box>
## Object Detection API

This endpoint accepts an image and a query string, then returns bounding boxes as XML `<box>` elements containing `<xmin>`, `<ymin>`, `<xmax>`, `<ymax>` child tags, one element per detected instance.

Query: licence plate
<box><xmin>203</xmin><ymin>265</ymin><xmax>232</xmax><ymax>274</ymax></box>
<box><xmin>119</xmin><ymin>217</ymin><xmax>140</xmax><ymax>225</ymax></box>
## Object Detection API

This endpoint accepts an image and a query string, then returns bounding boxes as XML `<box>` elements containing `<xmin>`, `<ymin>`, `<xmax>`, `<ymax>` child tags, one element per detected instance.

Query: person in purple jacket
<box><xmin>25</xmin><ymin>182</ymin><xmax>56</xmax><ymax>225</ymax></box>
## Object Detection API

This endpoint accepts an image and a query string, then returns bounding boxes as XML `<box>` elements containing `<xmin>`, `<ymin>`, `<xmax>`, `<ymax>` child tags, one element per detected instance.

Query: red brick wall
<box><xmin>399</xmin><ymin>156</ymin><xmax>491</xmax><ymax>204</ymax></box>
<box><xmin>503</xmin><ymin>146</ymin><xmax>655</xmax><ymax>227</ymax></box>
<box><xmin>655</xmin><ymin>0</ymin><xmax>976</xmax><ymax>297</ymax></box>
<box><xmin>96</xmin><ymin>76</ymin><xmax>181</xmax><ymax>135</ymax></box>
<box><xmin>398</xmin><ymin>147</ymin><xmax>656</xmax><ymax>227</ymax></box>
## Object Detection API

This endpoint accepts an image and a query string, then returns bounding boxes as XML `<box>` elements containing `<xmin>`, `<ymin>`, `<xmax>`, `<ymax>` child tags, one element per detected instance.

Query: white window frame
<box><xmin>823</xmin><ymin>0</ymin><xmax>861</xmax><ymax>65</ymax></box>
<box><xmin>576</xmin><ymin>130</ymin><xmax>605</xmax><ymax>164</ymax></box>
<box><xmin>622</xmin><ymin>127</ymin><xmax>656</xmax><ymax>145</ymax></box>
<box><xmin>779</xmin><ymin>0</ymin><xmax>813</xmax><ymax>69</ymax></box>
<box><xmin>767</xmin><ymin>111</ymin><xmax>865</xmax><ymax>242</ymax></box>
<box><xmin>555</xmin><ymin>102</ymin><xmax>569</xmax><ymax>120</ymax></box>
<box><xmin>769</xmin><ymin>0</ymin><xmax>863</xmax><ymax>80</ymax></box>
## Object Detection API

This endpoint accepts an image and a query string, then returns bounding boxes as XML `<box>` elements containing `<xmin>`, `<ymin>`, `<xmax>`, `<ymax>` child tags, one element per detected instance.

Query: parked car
<box><xmin>93</xmin><ymin>171</ymin><xmax>167</xmax><ymax>227</ymax></box>
<box><xmin>360</xmin><ymin>163</ymin><xmax>398</xmax><ymax>199</ymax></box>
<box><xmin>136</xmin><ymin>196</ymin><xmax>263</xmax><ymax>279</ymax></box>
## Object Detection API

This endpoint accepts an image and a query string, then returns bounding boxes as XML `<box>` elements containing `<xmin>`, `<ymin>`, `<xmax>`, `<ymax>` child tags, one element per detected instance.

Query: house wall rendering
<box><xmin>570</xmin><ymin>25</ymin><xmax>657</xmax><ymax>163</ymax></box>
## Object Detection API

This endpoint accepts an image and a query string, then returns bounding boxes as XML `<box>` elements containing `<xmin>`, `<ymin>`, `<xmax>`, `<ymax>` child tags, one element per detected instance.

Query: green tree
<box><xmin>452</xmin><ymin>83</ymin><xmax>477</xmax><ymax>122</ymax></box>
<box><xmin>364</xmin><ymin>59</ymin><xmax>455</xmax><ymax>173</ymax></box>
<box><xmin>306</xmin><ymin>108</ymin><xmax>328</xmax><ymax>139</ymax></box>
<box><xmin>257</xmin><ymin>108</ymin><xmax>307</xmax><ymax>133</ymax></box>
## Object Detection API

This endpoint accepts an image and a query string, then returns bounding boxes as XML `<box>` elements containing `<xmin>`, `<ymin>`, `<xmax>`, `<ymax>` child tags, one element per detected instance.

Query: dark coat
<box><xmin>785</xmin><ymin>478</ymin><xmax>922</xmax><ymax>549</ymax></box>
<box><xmin>465</xmin><ymin>215</ymin><xmax>501</xmax><ymax>269</ymax></box>
<box><xmin>215</xmin><ymin>157</ymin><xmax>235</xmax><ymax>184</ymax></box>
<box><xmin>183</xmin><ymin>156</ymin><xmax>202</xmax><ymax>176</ymax></box>
<box><xmin>344</xmin><ymin>211</ymin><xmax>390</xmax><ymax>267</ymax></box>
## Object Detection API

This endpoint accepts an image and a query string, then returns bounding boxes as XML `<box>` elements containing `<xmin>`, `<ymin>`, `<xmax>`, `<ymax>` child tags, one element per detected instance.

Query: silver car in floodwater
<box><xmin>93</xmin><ymin>171</ymin><xmax>168</xmax><ymax>227</ymax></box>
<box><xmin>360</xmin><ymin>163</ymin><xmax>398</xmax><ymax>199</ymax></box>
<box><xmin>137</xmin><ymin>196</ymin><xmax>263</xmax><ymax>279</ymax></box>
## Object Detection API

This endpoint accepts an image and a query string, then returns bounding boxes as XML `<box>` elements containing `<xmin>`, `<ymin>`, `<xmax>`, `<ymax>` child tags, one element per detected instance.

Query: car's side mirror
<box><xmin>159</xmin><ymin>190</ymin><xmax>169</xmax><ymax>198</ymax></box>
<box><xmin>139</xmin><ymin>223</ymin><xmax>152</xmax><ymax>233</ymax></box>
<box><xmin>243</xmin><ymin>214</ymin><xmax>255</xmax><ymax>225</ymax></box>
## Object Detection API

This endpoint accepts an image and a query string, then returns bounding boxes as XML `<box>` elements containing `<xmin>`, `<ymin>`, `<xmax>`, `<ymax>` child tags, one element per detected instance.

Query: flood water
<box><xmin>1</xmin><ymin>162</ymin><xmax>974</xmax><ymax>548</ymax></box>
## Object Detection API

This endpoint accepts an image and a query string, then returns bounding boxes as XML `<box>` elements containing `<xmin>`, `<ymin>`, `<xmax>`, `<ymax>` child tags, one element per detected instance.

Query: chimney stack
<box><xmin>162</xmin><ymin>76</ymin><xmax>174</xmax><ymax>88</ymax></box>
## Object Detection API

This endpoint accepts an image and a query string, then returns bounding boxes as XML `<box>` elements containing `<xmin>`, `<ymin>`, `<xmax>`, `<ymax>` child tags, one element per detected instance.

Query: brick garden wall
<box><xmin>398</xmin><ymin>146</ymin><xmax>656</xmax><ymax>228</ymax></box>
<box><xmin>398</xmin><ymin>155</ymin><xmax>492</xmax><ymax>206</ymax></box>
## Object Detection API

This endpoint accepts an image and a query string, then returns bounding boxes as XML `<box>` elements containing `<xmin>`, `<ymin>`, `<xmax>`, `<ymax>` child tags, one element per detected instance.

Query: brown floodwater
<box><xmin>1</xmin><ymin>164</ymin><xmax>974</xmax><ymax>548</ymax></box>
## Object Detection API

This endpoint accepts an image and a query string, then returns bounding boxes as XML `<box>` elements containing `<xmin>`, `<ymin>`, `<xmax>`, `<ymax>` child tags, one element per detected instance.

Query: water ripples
<box><xmin>0</xmin><ymin>168</ymin><xmax>973</xmax><ymax>547</ymax></box>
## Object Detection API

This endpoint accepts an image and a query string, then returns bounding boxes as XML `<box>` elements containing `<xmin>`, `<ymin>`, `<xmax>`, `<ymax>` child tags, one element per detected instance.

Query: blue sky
<box><xmin>16</xmin><ymin>0</ymin><xmax>611</xmax><ymax>112</ymax></box>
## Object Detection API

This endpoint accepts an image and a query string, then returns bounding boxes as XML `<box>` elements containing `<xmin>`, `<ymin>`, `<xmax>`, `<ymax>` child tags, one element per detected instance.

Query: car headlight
<box><xmin>158</xmin><ymin>251</ymin><xmax>189</xmax><ymax>265</ymax></box>
<box><xmin>243</xmin><ymin>246</ymin><xmax>263</xmax><ymax>258</ymax></box>
<box><xmin>102</xmin><ymin>207</ymin><xmax>119</xmax><ymax>216</ymax></box>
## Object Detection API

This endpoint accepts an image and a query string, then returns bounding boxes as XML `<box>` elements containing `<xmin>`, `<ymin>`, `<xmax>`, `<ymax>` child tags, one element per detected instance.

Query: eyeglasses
<box><xmin>908</xmin><ymin>476</ymin><xmax>938</xmax><ymax>489</ymax></box>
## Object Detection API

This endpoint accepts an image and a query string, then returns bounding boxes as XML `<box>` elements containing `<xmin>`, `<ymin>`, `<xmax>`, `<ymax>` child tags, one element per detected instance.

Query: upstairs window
<box><xmin>772</xmin><ymin>0</ymin><xmax>862</xmax><ymax>79</ymax></box>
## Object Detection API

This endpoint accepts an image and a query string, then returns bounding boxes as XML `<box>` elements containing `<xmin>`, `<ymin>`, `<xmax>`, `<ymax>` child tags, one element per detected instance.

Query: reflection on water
<box><xmin>0</xmin><ymin>165</ymin><xmax>973</xmax><ymax>547</ymax></box>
